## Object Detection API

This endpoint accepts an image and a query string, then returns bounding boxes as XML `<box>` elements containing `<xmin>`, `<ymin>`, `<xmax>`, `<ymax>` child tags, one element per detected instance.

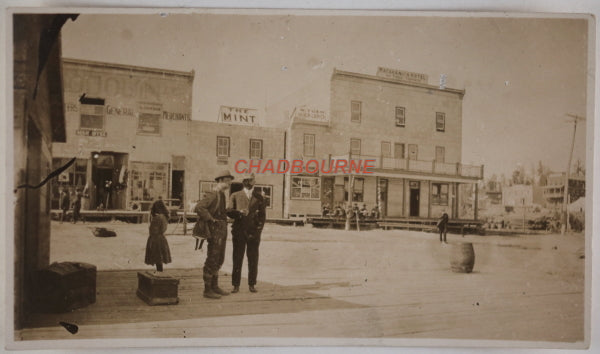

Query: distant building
<box><xmin>543</xmin><ymin>173</ymin><xmax>585</xmax><ymax>209</ymax></box>
<box><xmin>502</xmin><ymin>184</ymin><xmax>533</xmax><ymax>207</ymax></box>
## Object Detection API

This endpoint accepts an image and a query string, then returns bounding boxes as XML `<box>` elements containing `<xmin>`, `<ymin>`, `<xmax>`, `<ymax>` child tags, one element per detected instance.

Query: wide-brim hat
<box><xmin>215</xmin><ymin>170</ymin><xmax>234</xmax><ymax>181</ymax></box>
<box><xmin>241</xmin><ymin>172</ymin><xmax>256</xmax><ymax>181</ymax></box>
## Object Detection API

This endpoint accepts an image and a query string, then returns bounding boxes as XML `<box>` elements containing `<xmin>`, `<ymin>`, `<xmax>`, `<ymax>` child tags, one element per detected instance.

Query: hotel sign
<box><xmin>219</xmin><ymin>106</ymin><xmax>259</xmax><ymax>126</ymax></box>
<box><xmin>293</xmin><ymin>107</ymin><xmax>328</xmax><ymax>123</ymax></box>
<box><xmin>376</xmin><ymin>67</ymin><xmax>428</xmax><ymax>84</ymax></box>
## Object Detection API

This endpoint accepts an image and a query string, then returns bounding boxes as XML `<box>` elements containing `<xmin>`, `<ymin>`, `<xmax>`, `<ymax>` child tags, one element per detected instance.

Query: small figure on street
<box><xmin>438</xmin><ymin>212</ymin><xmax>449</xmax><ymax>244</ymax></box>
<box><xmin>322</xmin><ymin>203</ymin><xmax>331</xmax><ymax>217</ymax></box>
<box><xmin>144</xmin><ymin>196</ymin><xmax>172</xmax><ymax>272</ymax></box>
<box><xmin>228</xmin><ymin>173</ymin><xmax>266</xmax><ymax>294</ymax></box>
<box><xmin>370</xmin><ymin>205</ymin><xmax>380</xmax><ymax>219</ymax></box>
<box><xmin>72</xmin><ymin>187</ymin><xmax>83</xmax><ymax>224</ymax></box>
<box><xmin>360</xmin><ymin>203</ymin><xmax>369</xmax><ymax>219</ymax></box>
<box><xmin>59</xmin><ymin>187</ymin><xmax>70</xmax><ymax>224</ymax></box>
<box><xmin>194</xmin><ymin>170</ymin><xmax>234</xmax><ymax>299</ymax></box>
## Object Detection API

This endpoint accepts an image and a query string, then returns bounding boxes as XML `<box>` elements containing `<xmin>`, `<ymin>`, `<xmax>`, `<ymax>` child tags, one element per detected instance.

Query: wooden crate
<box><xmin>136</xmin><ymin>271</ymin><xmax>179</xmax><ymax>306</ymax></box>
<box><xmin>34</xmin><ymin>262</ymin><xmax>97</xmax><ymax>313</ymax></box>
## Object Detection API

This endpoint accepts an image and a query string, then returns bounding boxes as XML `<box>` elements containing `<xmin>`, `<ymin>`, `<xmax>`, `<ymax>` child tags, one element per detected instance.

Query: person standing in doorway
<box><xmin>438</xmin><ymin>212</ymin><xmax>449</xmax><ymax>244</ymax></box>
<box><xmin>194</xmin><ymin>170</ymin><xmax>234</xmax><ymax>299</ymax></box>
<box><xmin>228</xmin><ymin>173</ymin><xmax>266</xmax><ymax>293</ymax></box>
<box><xmin>72</xmin><ymin>188</ymin><xmax>83</xmax><ymax>224</ymax></box>
<box><xmin>59</xmin><ymin>187</ymin><xmax>70</xmax><ymax>224</ymax></box>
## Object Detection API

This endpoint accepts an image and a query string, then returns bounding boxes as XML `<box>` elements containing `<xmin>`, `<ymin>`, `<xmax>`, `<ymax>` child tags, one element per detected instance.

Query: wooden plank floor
<box><xmin>23</xmin><ymin>268</ymin><xmax>364</xmax><ymax>329</ymax></box>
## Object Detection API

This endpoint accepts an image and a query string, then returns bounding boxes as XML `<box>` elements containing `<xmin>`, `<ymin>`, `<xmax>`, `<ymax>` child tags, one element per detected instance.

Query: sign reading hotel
<box><xmin>219</xmin><ymin>106</ymin><xmax>259</xmax><ymax>126</ymax></box>
<box><xmin>292</xmin><ymin>106</ymin><xmax>328</xmax><ymax>123</ymax></box>
<box><xmin>376</xmin><ymin>67</ymin><xmax>429</xmax><ymax>84</ymax></box>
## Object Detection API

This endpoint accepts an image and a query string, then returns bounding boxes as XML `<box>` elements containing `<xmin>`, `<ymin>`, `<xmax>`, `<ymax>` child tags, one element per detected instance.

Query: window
<box><xmin>291</xmin><ymin>176</ymin><xmax>320</xmax><ymax>200</ymax></box>
<box><xmin>394</xmin><ymin>143</ymin><xmax>405</xmax><ymax>159</ymax></box>
<box><xmin>137</xmin><ymin>113</ymin><xmax>161</xmax><ymax>135</ymax></box>
<box><xmin>80</xmin><ymin>103</ymin><xmax>105</xmax><ymax>130</ymax></box>
<box><xmin>436</xmin><ymin>112</ymin><xmax>445</xmax><ymax>132</ymax></box>
<box><xmin>344</xmin><ymin>177</ymin><xmax>364</xmax><ymax>202</ymax></box>
<box><xmin>395</xmin><ymin>106</ymin><xmax>406</xmax><ymax>127</ymax></box>
<box><xmin>250</xmin><ymin>139</ymin><xmax>263</xmax><ymax>159</ymax></box>
<box><xmin>381</xmin><ymin>141</ymin><xmax>391</xmax><ymax>157</ymax></box>
<box><xmin>129</xmin><ymin>162</ymin><xmax>168</xmax><ymax>202</ymax></box>
<box><xmin>435</xmin><ymin>146</ymin><xmax>445</xmax><ymax>163</ymax></box>
<box><xmin>303</xmin><ymin>134</ymin><xmax>315</xmax><ymax>156</ymax></box>
<box><xmin>432</xmin><ymin>183</ymin><xmax>449</xmax><ymax>205</ymax></box>
<box><xmin>254</xmin><ymin>185</ymin><xmax>273</xmax><ymax>208</ymax></box>
<box><xmin>408</xmin><ymin>144</ymin><xmax>418</xmax><ymax>160</ymax></box>
<box><xmin>217</xmin><ymin>136</ymin><xmax>230</xmax><ymax>157</ymax></box>
<box><xmin>351</xmin><ymin>100</ymin><xmax>362</xmax><ymax>122</ymax></box>
<box><xmin>350</xmin><ymin>138</ymin><xmax>361</xmax><ymax>156</ymax></box>
<box><xmin>199</xmin><ymin>180</ymin><xmax>217</xmax><ymax>200</ymax></box>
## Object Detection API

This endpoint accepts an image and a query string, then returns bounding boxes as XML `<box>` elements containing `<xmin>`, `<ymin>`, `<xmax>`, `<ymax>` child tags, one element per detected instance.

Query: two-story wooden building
<box><xmin>284</xmin><ymin>67</ymin><xmax>484</xmax><ymax>220</ymax></box>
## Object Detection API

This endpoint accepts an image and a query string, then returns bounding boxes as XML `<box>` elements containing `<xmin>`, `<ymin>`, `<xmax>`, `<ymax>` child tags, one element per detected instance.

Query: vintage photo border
<box><xmin>1</xmin><ymin>3</ymin><xmax>598</xmax><ymax>352</ymax></box>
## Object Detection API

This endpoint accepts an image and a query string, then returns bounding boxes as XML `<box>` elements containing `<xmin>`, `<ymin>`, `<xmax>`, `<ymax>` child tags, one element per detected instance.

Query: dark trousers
<box><xmin>72</xmin><ymin>206</ymin><xmax>81</xmax><ymax>223</ymax></box>
<box><xmin>439</xmin><ymin>226</ymin><xmax>447</xmax><ymax>242</ymax></box>
<box><xmin>203</xmin><ymin>221</ymin><xmax>228</xmax><ymax>279</ymax></box>
<box><xmin>60</xmin><ymin>208</ymin><xmax>68</xmax><ymax>223</ymax></box>
<box><xmin>232</xmin><ymin>232</ymin><xmax>260</xmax><ymax>287</ymax></box>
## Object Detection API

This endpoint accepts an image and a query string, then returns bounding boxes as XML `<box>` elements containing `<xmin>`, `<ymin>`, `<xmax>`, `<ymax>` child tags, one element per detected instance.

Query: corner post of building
<box><xmin>427</xmin><ymin>181</ymin><xmax>432</xmax><ymax>218</ymax></box>
<box><xmin>474</xmin><ymin>183</ymin><xmax>479</xmax><ymax>220</ymax></box>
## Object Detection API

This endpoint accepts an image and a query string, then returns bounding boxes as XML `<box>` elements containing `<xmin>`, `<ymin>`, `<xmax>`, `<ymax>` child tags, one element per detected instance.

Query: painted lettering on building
<box><xmin>218</xmin><ymin>106</ymin><xmax>260</xmax><ymax>126</ymax></box>
<box><xmin>293</xmin><ymin>107</ymin><xmax>328</xmax><ymax>123</ymax></box>
<box><xmin>76</xmin><ymin>129</ymin><xmax>107</xmax><ymax>137</ymax></box>
<box><xmin>162</xmin><ymin>111</ymin><xmax>191</xmax><ymax>121</ymax></box>
<box><xmin>376</xmin><ymin>67</ymin><xmax>429</xmax><ymax>84</ymax></box>
<box><xmin>106</xmin><ymin>105</ymin><xmax>135</xmax><ymax>116</ymax></box>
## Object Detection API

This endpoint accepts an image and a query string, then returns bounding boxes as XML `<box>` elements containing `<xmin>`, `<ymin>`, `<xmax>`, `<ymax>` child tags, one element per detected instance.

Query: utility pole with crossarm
<box><xmin>562</xmin><ymin>114</ymin><xmax>585</xmax><ymax>235</ymax></box>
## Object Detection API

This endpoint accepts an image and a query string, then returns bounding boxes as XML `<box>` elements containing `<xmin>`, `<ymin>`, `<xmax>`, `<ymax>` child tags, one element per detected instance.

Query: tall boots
<box><xmin>203</xmin><ymin>274</ymin><xmax>221</xmax><ymax>299</ymax></box>
<box><xmin>203</xmin><ymin>274</ymin><xmax>229</xmax><ymax>299</ymax></box>
<box><xmin>212</xmin><ymin>275</ymin><xmax>230</xmax><ymax>296</ymax></box>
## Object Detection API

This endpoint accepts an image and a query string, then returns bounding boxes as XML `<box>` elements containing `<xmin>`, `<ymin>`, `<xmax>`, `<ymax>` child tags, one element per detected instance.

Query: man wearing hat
<box><xmin>193</xmin><ymin>170</ymin><xmax>234</xmax><ymax>299</ymax></box>
<box><xmin>227</xmin><ymin>173</ymin><xmax>266</xmax><ymax>293</ymax></box>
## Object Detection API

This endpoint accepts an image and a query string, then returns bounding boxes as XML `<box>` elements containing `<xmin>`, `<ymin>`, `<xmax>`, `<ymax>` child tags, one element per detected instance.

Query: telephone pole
<box><xmin>562</xmin><ymin>114</ymin><xmax>585</xmax><ymax>235</ymax></box>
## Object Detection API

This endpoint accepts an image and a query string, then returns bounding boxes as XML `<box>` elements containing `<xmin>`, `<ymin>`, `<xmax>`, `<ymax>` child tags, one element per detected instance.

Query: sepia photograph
<box><xmin>5</xmin><ymin>6</ymin><xmax>595</xmax><ymax>350</ymax></box>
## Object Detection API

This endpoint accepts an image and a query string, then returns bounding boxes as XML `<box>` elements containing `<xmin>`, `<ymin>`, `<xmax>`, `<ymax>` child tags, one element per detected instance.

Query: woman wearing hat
<box><xmin>193</xmin><ymin>170</ymin><xmax>234</xmax><ymax>299</ymax></box>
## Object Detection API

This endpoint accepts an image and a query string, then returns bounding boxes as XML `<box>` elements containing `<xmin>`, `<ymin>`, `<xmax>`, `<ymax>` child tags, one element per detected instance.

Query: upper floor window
<box><xmin>350</xmin><ymin>138</ymin><xmax>361</xmax><ymax>156</ymax></box>
<box><xmin>79</xmin><ymin>96</ymin><xmax>105</xmax><ymax>130</ymax></box>
<box><xmin>250</xmin><ymin>139</ymin><xmax>263</xmax><ymax>159</ymax></box>
<box><xmin>137</xmin><ymin>102</ymin><xmax>162</xmax><ymax>136</ymax></box>
<box><xmin>381</xmin><ymin>141</ymin><xmax>391</xmax><ymax>158</ymax></box>
<box><xmin>436</xmin><ymin>112</ymin><xmax>446</xmax><ymax>132</ymax></box>
<box><xmin>217</xmin><ymin>136</ymin><xmax>230</xmax><ymax>157</ymax></box>
<box><xmin>351</xmin><ymin>100</ymin><xmax>362</xmax><ymax>123</ymax></box>
<box><xmin>303</xmin><ymin>134</ymin><xmax>315</xmax><ymax>156</ymax></box>
<box><xmin>395</xmin><ymin>106</ymin><xmax>406</xmax><ymax>127</ymax></box>
<box><xmin>435</xmin><ymin>146</ymin><xmax>445</xmax><ymax>163</ymax></box>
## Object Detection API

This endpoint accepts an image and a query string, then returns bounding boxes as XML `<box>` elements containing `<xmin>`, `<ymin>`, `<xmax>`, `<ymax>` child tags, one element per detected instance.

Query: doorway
<box><xmin>409</xmin><ymin>181</ymin><xmax>420</xmax><ymax>217</ymax></box>
<box><xmin>171</xmin><ymin>170</ymin><xmax>184</xmax><ymax>205</ymax></box>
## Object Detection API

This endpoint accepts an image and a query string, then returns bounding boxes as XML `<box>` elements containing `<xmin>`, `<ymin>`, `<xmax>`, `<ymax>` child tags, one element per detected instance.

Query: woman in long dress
<box><xmin>144</xmin><ymin>197</ymin><xmax>172</xmax><ymax>272</ymax></box>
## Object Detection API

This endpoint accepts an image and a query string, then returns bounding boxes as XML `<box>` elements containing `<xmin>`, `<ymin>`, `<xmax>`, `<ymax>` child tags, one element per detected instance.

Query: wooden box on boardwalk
<box><xmin>136</xmin><ymin>271</ymin><xmax>179</xmax><ymax>306</ymax></box>
<box><xmin>34</xmin><ymin>262</ymin><xmax>97</xmax><ymax>313</ymax></box>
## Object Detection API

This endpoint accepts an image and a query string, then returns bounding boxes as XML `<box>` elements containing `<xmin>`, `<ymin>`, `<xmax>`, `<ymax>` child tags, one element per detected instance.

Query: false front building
<box><xmin>284</xmin><ymin>68</ymin><xmax>484</xmax><ymax>220</ymax></box>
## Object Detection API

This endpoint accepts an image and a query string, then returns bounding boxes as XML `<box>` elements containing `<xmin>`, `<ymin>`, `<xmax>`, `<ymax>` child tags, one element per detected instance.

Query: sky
<box><xmin>60</xmin><ymin>11</ymin><xmax>589</xmax><ymax>178</ymax></box>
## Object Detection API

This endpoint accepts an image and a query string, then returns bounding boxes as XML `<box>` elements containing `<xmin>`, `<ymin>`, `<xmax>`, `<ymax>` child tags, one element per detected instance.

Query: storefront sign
<box><xmin>106</xmin><ymin>105</ymin><xmax>134</xmax><ymax>116</ymax></box>
<box><xmin>76</xmin><ymin>129</ymin><xmax>107</xmax><ymax>137</ymax></box>
<box><xmin>162</xmin><ymin>111</ymin><xmax>191</xmax><ymax>121</ymax></box>
<box><xmin>376</xmin><ymin>67</ymin><xmax>428</xmax><ymax>84</ymax></box>
<box><xmin>293</xmin><ymin>107</ymin><xmax>328</xmax><ymax>123</ymax></box>
<box><xmin>218</xmin><ymin>106</ymin><xmax>259</xmax><ymax>126</ymax></box>
<box><xmin>138</xmin><ymin>102</ymin><xmax>162</xmax><ymax>135</ymax></box>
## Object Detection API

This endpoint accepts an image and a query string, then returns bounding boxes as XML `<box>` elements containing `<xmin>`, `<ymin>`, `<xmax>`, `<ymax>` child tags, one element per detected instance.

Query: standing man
<box><xmin>194</xmin><ymin>170</ymin><xmax>234</xmax><ymax>299</ymax></box>
<box><xmin>228</xmin><ymin>173</ymin><xmax>266</xmax><ymax>293</ymax></box>
<box><xmin>59</xmin><ymin>187</ymin><xmax>70</xmax><ymax>224</ymax></box>
<box><xmin>72</xmin><ymin>187</ymin><xmax>83</xmax><ymax>224</ymax></box>
<box><xmin>437</xmin><ymin>212</ymin><xmax>449</xmax><ymax>244</ymax></box>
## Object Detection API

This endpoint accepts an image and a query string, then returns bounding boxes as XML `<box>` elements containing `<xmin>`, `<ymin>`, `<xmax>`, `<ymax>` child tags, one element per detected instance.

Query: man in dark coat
<box><xmin>59</xmin><ymin>187</ymin><xmax>70</xmax><ymax>223</ymax></box>
<box><xmin>194</xmin><ymin>170</ymin><xmax>234</xmax><ymax>299</ymax></box>
<box><xmin>438</xmin><ymin>212</ymin><xmax>449</xmax><ymax>244</ymax></box>
<box><xmin>228</xmin><ymin>173</ymin><xmax>266</xmax><ymax>293</ymax></box>
<box><xmin>72</xmin><ymin>188</ymin><xmax>83</xmax><ymax>224</ymax></box>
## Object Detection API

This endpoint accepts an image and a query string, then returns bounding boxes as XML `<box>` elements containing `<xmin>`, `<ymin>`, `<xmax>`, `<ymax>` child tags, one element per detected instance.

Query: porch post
<box><xmin>474</xmin><ymin>183</ymin><xmax>479</xmax><ymax>220</ymax></box>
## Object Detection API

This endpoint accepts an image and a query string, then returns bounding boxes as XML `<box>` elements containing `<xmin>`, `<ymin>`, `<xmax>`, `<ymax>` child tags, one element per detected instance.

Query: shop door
<box><xmin>171</xmin><ymin>170</ymin><xmax>184</xmax><ymax>205</ymax></box>
<box><xmin>409</xmin><ymin>181</ymin><xmax>420</xmax><ymax>217</ymax></box>
<box><xmin>95</xmin><ymin>168</ymin><xmax>113</xmax><ymax>209</ymax></box>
